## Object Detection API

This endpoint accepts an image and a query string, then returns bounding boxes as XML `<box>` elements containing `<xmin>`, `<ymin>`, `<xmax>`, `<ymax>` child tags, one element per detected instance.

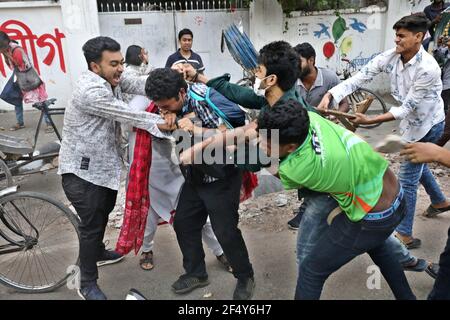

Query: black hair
<box><xmin>393</xmin><ymin>14</ymin><xmax>431</xmax><ymax>37</ymax></box>
<box><xmin>0</xmin><ymin>31</ymin><xmax>15</xmax><ymax>50</ymax></box>
<box><xmin>294</xmin><ymin>42</ymin><xmax>316</xmax><ymax>60</ymax></box>
<box><xmin>125</xmin><ymin>45</ymin><xmax>143</xmax><ymax>66</ymax></box>
<box><xmin>145</xmin><ymin>68</ymin><xmax>188</xmax><ymax>101</ymax></box>
<box><xmin>178</xmin><ymin>28</ymin><xmax>193</xmax><ymax>41</ymax></box>
<box><xmin>257</xmin><ymin>99</ymin><xmax>310</xmax><ymax>145</ymax></box>
<box><xmin>257</xmin><ymin>41</ymin><xmax>299</xmax><ymax>91</ymax></box>
<box><xmin>82</xmin><ymin>36</ymin><xmax>121</xmax><ymax>70</ymax></box>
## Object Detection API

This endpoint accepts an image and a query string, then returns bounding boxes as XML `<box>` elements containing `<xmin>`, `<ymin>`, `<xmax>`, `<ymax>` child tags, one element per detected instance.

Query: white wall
<box><xmin>98</xmin><ymin>9</ymin><xmax>250</xmax><ymax>82</ymax></box>
<box><xmin>0</xmin><ymin>0</ymin><xmax>435</xmax><ymax>111</ymax></box>
<box><xmin>249</xmin><ymin>0</ymin><xmax>433</xmax><ymax>95</ymax></box>
<box><xmin>0</xmin><ymin>0</ymin><xmax>100</xmax><ymax>111</ymax></box>
<box><xmin>0</xmin><ymin>1</ymin><xmax>69</xmax><ymax>110</ymax></box>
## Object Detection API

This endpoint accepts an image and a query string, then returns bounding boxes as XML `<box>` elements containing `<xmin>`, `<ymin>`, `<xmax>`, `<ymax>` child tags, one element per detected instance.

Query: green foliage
<box><xmin>243</xmin><ymin>0</ymin><xmax>361</xmax><ymax>13</ymax></box>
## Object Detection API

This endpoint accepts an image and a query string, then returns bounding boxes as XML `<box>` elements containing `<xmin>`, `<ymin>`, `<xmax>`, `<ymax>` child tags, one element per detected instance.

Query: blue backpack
<box><xmin>188</xmin><ymin>85</ymin><xmax>246</xmax><ymax>128</ymax></box>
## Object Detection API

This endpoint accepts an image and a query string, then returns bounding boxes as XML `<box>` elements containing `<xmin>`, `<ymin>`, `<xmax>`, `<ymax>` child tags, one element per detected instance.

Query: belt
<box><xmin>363</xmin><ymin>187</ymin><xmax>404</xmax><ymax>221</ymax></box>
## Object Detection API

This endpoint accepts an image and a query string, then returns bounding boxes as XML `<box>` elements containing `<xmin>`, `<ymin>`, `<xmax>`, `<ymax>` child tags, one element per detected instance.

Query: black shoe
<box><xmin>233</xmin><ymin>277</ymin><xmax>255</xmax><ymax>300</ymax></box>
<box><xmin>77</xmin><ymin>283</ymin><xmax>107</xmax><ymax>300</ymax></box>
<box><xmin>403</xmin><ymin>258</ymin><xmax>428</xmax><ymax>272</ymax></box>
<box><xmin>172</xmin><ymin>275</ymin><xmax>210</xmax><ymax>294</ymax></box>
<box><xmin>425</xmin><ymin>263</ymin><xmax>439</xmax><ymax>279</ymax></box>
<box><xmin>216</xmin><ymin>254</ymin><xmax>233</xmax><ymax>273</ymax></box>
<box><xmin>97</xmin><ymin>249</ymin><xmax>124</xmax><ymax>267</ymax></box>
<box><xmin>288</xmin><ymin>207</ymin><xmax>306</xmax><ymax>230</ymax></box>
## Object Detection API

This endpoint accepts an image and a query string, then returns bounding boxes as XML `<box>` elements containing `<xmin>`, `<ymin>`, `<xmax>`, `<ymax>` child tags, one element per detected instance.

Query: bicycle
<box><xmin>336</xmin><ymin>58</ymin><xmax>388</xmax><ymax>130</ymax></box>
<box><xmin>0</xmin><ymin>98</ymin><xmax>64</xmax><ymax>190</ymax></box>
<box><xmin>0</xmin><ymin>185</ymin><xmax>80</xmax><ymax>293</ymax></box>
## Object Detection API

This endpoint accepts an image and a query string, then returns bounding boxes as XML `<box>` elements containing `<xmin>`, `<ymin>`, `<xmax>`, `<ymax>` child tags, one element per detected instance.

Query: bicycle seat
<box><xmin>32</xmin><ymin>98</ymin><xmax>57</xmax><ymax>110</ymax></box>
<box><xmin>0</xmin><ymin>132</ymin><xmax>33</xmax><ymax>155</ymax></box>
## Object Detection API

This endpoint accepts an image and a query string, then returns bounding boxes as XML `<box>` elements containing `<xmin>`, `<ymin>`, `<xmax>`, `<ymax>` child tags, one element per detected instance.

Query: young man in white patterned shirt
<box><xmin>317</xmin><ymin>14</ymin><xmax>450</xmax><ymax>250</ymax></box>
<box><xmin>58</xmin><ymin>36</ymin><xmax>174</xmax><ymax>300</ymax></box>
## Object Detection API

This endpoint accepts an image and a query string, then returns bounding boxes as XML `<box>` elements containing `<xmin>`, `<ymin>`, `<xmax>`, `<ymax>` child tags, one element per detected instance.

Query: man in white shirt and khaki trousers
<box><xmin>317</xmin><ymin>14</ymin><xmax>450</xmax><ymax>250</ymax></box>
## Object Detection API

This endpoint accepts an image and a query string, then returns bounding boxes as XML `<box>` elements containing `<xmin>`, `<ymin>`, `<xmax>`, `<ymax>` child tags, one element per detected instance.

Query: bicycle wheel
<box><xmin>0</xmin><ymin>192</ymin><xmax>80</xmax><ymax>293</ymax></box>
<box><xmin>347</xmin><ymin>88</ymin><xmax>387</xmax><ymax>129</ymax></box>
<box><xmin>0</xmin><ymin>159</ymin><xmax>13</xmax><ymax>191</ymax></box>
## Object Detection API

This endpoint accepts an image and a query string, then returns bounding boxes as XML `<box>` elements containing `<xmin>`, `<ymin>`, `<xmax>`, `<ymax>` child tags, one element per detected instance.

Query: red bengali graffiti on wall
<box><xmin>0</xmin><ymin>20</ymin><xmax>66</xmax><ymax>77</ymax></box>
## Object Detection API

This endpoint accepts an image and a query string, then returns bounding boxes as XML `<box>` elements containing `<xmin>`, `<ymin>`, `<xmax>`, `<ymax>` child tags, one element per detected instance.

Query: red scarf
<box><xmin>116</xmin><ymin>102</ymin><xmax>156</xmax><ymax>255</ymax></box>
<box><xmin>116</xmin><ymin>102</ymin><xmax>259</xmax><ymax>255</ymax></box>
<box><xmin>240</xmin><ymin>171</ymin><xmax>258</xmax><ymax>202</ymax></box>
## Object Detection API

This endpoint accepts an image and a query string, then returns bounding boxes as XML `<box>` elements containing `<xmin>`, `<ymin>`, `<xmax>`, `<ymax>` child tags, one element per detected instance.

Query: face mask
<box><xmin>253</xmin><ymin>75</ymin><xmax>273</xmax><ymax>96</ymax></box>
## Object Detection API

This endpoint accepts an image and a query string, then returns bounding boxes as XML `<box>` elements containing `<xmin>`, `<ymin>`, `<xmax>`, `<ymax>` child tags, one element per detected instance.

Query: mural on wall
<box><xmin>294</xmin><ymin>12</ymin><xmax>383</xmax><ymax>75</ymax></box>
<box><xmin>309</xmin><ymin>14</ymin><xmax>370</xmax><ymax>63</ymax></box>
<box><xmin>349</xmin><ymin>18</ymin><xmax>367</xmax><ymax>33</ymax></box>
<box><xmin>313</xmin><ymin>23</ymin><xmax>330</xmax><ymax>39</ymax></box>
<box><xmin>0</xmin><ymin>20</ymin><xmax>66</xmax><ymax>78</ymax></box>
<box><xmin>299</xmin><ymin>22</ymin><xmax>310</xmax><ymax>37</ymax></box>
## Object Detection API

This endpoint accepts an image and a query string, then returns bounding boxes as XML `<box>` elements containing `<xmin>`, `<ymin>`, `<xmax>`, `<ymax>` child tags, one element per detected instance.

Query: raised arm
<box><xmin>82</xmin><ymin>84</ymin><xmax>172</xmax><ymax>138</ymax></box>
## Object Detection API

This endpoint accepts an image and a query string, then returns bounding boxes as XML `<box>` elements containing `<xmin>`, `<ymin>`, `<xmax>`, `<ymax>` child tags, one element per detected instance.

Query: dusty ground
<box><xmin>0</xmin><ymin>104</ymin><xmax>449</xmax><ymax>300</ymax></box>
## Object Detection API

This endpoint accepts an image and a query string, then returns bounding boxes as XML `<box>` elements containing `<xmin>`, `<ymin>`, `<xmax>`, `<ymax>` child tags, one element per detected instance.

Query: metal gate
<box><xmin>98</xmin><ymin>1</ymin><xmax>250</xmax><ymax>81</ymax></box>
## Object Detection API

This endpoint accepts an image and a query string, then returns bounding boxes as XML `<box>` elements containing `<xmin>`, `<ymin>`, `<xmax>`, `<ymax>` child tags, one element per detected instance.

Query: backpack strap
<box><xmin>188</xmin><ymin>87</ymin><xmax>234</xmax><ymax>129</ymax></box>
<box><xmin>204</xmin><ymin>87</ymin><xmax>234</xmax><ymax>129</ymax></box>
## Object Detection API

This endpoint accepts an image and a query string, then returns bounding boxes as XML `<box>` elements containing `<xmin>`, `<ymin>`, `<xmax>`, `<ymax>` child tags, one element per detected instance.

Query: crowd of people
<box><xmin>2</xmin><ymin>8</ymin><xmax>449</xmax><ymax>301</ymax></box>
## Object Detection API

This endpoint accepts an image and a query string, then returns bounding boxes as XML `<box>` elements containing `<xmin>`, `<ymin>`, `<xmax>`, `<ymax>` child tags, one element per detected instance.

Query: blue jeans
<box><xmin>14</xmin><ymin>102</ymin><xmax>24</xmax><ymax>126</ymax></box>
<box><xmin>296</xmin><ymin>193</ymin><xmax>338</xmax><ymax>267</ymax></box>
<box><xmin>296</xmin><ymin>194</ymin><xmax>416</xmax><ymax>300</ymax></box>
<box><xmin>14</xmin><ymin>101</ymin><xmax>51</xmax><ymax>126</ymax></box>
<box><xmin>396</xmin><ymin>121</ymin><xmax>447</xmax><ymax>237</ymax></box>
<box><xmin>428</xmin><ymin>225</ymin><xmax>450</xmax><ymax>300</ymax></box>
<box><xmin>385</xmin><ymin>233</ymin><xmax>416</xmax><ymax>266</ymax></box>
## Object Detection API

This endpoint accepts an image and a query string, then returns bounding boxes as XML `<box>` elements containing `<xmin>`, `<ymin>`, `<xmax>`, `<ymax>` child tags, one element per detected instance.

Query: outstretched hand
<box><xmin>400</xmin><ymin>142</ymin><xmax>442</xmax><ymax>164</ymax></box>
<box><xmin>316</xmin><ymin>92</ymin><xmax>332</xmax><ymax>114</ymax></box>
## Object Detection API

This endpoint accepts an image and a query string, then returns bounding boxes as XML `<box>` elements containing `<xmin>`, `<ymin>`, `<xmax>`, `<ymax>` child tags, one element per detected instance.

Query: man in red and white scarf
<box><xmin>115</xmin><ymin>95</ymin><xmax>232</xmax><ymax>273</ymax></box>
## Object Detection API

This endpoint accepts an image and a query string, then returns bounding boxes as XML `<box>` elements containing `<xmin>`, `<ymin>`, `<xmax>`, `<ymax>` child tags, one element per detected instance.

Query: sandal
<box><xmin>139</xmin><ymin>251</ymin><xmax>154</xmax><ymax>270</ymax></box>
<box><xmin>425</xmin><ymin>262</ymin><xmax>439</xmax><ymax>279</ymax></box>
<box><xmin>423</xmin><ymin>204</ymin><xmax>450</xmax><ymax>218</ymax></box>
<box><xmin>403</xmin><ymin>258</ymin><xmax>428</xmax><ymax>272</ymax></box>
<box><xmin>395</xmin><ymin>233</ymin><xmax>422</xmax><ymax>250</ymax></box>
<box><xmin>9</xmin><ymin>123</ymin><xmax>25</xmax><ymax>131</ymax></box>
<box><xmin>45</xmin><ymin>125</ymin><xmax>54</xmax><ymax>134</ymax></box>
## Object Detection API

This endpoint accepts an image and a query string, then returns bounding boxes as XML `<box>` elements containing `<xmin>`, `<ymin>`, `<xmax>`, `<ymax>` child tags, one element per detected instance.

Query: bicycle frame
<box><xmin>0</xmin><ymin>187</ymin><xmax>39</xmax><ymax>255</ymax></box>
<box><xmin>0</xmin><ymin>207</ymin><xmax>39</xmax><ymax>255</ymax></box>
<box><xmin>33</xmin><ymin>104</ymin><xmax>64</xmax><ymax>147</ymax></box>
<box><xmin>3</xmin><ymin>102</ymin><xmax>65</xmax><ymax>176</ymax></box>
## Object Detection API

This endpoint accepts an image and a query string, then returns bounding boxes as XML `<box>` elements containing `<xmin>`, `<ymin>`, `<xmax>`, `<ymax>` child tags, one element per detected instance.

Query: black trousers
<box><xmin>173</xmin><ymin>170</ymin><xmax>254</xmax><ymax>280</ymax></box>
<box><xmin>441</xmin><ymin>89</ymin><xmax>450</xmax><ymax>114</ymax></box>
<box><xmin>62</xmin><ymin>173</ymin><xmax>117</xmax><ymax>286</ymax></box>
<box><xmin>429</xmin><ymin>225</ymin><xmax>450</xmax><ymax>300</ymax></box>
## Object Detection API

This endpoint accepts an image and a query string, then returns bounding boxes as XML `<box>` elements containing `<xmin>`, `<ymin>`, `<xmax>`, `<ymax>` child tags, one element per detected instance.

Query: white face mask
<box><xmin>253</xmin><ymin>75</ymin><xmax>273</xmax><ymax>96</ymax></box>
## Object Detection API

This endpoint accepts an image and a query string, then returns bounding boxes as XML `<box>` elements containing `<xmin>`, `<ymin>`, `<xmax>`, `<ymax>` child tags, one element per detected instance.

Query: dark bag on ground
<box><xmin>0</xmin><ymin>73</ymin><xmax>23</xmax><ymax>106</ymax></box>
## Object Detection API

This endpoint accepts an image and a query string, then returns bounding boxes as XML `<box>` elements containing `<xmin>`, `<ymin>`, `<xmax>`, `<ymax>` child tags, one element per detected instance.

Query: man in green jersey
<box><xmin>257</xmin><ymin>99</ymin><xmax>415</xmax><ymax>300</ymax></box>
<box><xmin>176</xmin><ymin>41</ymin><xmax>339</xmax><ymax>270</ymax></box>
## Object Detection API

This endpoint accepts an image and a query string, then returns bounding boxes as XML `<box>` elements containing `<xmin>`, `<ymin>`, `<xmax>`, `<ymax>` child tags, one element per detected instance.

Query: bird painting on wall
<box><xmin>313</xmin><ymin>23</ymin><xmax>331</xmax><ymax>39</ymax></box>
<box><xmin>349</xmin><ymin>18</ymin><xmax>367</xmax><ymax>33</ymax></box>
